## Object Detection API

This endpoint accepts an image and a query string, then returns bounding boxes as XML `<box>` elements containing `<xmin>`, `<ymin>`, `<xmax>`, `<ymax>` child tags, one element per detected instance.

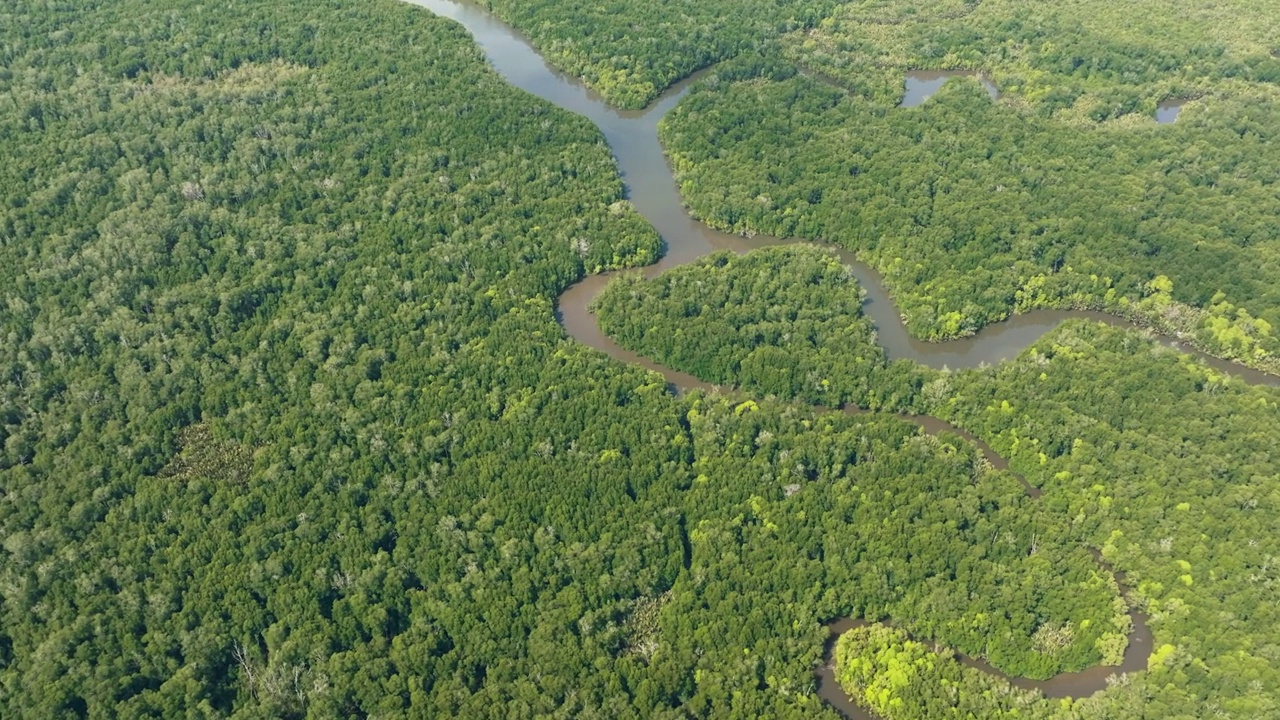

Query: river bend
<box><xmin>402</xmin><ymin>0</ymin><xmax>1271</xmax><ymax>715</ymax></box>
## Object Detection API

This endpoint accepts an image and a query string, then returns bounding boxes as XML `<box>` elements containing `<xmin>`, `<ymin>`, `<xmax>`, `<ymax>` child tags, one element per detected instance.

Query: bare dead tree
<box><xmin>232</xmin><ymin>640</ymin><xmax>258</xmax><ymax>699</ymax></box>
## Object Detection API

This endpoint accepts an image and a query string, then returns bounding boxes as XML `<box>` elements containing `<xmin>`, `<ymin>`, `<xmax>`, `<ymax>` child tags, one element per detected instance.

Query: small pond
<box><xmin>902</xmin><ymin>70</ymin><xmax>998</xmax><ymax>107</ymax></box>
<box><xmin>1156</xmin><ymin>98</ymin><xmax>1188</xmax><ymax>124</ymax></box>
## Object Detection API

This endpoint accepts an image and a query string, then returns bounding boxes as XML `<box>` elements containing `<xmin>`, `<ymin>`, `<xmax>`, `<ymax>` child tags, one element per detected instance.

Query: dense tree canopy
<box><xmin>593</xmin><ymin>245</ymin><xmax>1280</xmax><ymax>718</ymax></box>
<box><xmin>661</xmin><ymin>65</ymin><xmax>1280</xmax><ymax>370</ymax></box>
<box><xmin>594</xmin><ymin>246</ymin><xmax>929</xmax><ymax>411</ymax></box>
<box><xmin>6</xmin><ymin>0</ymin><xmax>1280</xmax><ymax>718</ymax></box>
<box><xmin>478</xmin><ymin>0</ymin><xmax>841</xmax><ymax>107</ymax></box>
<box><xmin>0</xmin><ymin>0</ymin><xmax>1117</xmax><ymax>717</ymax></box>
<box><xmin>0</xmin><ymin>0</ymin><xmax>682</xmax><ymax>715</ymax></box>
<box><xmin>786</xmin><ymin>0</ymin><xmax>1280</xmax><ymax>119</ymax></box>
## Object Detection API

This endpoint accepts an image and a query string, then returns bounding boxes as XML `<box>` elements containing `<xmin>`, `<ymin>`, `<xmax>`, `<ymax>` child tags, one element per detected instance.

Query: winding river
<box><xmin>403</xmin><ymin>0</ymin><xmax>1277</xmax><ymax>715</ymax></box>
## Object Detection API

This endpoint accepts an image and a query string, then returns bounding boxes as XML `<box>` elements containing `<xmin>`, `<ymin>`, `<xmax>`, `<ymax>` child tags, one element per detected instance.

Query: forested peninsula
<box><xmin>660</xmin><ymin>59</ymin><xmax>1280</xmax><ymax>371</ymax></box>
<box><xmin>4</xmin><ymin>0</ymin><xmax>1279</xmax><ymax>719</ymax></box>
<box><xmin>593</xmin><ymin>245</ymin><xmax>1280</xmax><ymax>717</ymax></box>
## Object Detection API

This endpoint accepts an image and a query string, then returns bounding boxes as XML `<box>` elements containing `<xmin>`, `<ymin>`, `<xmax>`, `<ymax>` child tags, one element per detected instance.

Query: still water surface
<box><xmin>1156</xmin><ymin>98</ymin><xmax>1187</xmax><ymax>123</ymax></box>
<box><xmin>901</xmin><ymin>69</ymin><xmax>999</xmax><ymax>107</ymax></box>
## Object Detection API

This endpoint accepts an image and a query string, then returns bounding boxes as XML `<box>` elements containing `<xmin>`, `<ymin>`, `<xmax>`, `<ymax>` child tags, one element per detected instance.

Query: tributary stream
<box><xmin>402</xmin><ymin>1</ymin><xmax>1278</xmax><ymax>715</ymax></box>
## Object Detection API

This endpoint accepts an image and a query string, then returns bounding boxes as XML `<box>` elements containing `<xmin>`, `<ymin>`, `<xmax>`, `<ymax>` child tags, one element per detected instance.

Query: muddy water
<box><xmin>901</xmin><ymin>69</ymin><xmax>999</xmax><ymax>107</ymax></box>
<box><xmin>403</xmin><ymin>0</ymin><xmax>1270</xmax><ymax>715</ymax></box>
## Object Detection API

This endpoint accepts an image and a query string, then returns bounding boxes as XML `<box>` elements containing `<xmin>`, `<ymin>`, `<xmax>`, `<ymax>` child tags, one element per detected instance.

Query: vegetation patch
<box><xmin>158</xmin><ymin>423</ymin><xmax>254</xmax><ymax>484</ymax></box>
<box><xmin>480</xmin><ymin>0</ymin><xmax>843</xmax><ymax>107</ymax></box>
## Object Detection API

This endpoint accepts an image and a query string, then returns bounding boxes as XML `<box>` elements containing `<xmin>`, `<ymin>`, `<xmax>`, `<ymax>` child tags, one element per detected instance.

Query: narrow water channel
<box><xmin>401</xmin><ymin>0</ymin><xmax>1274</xmax><ymax>715</ymax></box>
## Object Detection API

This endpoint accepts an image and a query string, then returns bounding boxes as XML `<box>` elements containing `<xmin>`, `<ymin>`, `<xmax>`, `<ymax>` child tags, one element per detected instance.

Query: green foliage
<box><xmin>786</xmin><ymin>0</ymin><xmax>1280</xmax><ymax>118</ymax></box>
<box><xmin>661</xmin><ymin>68</ymin><xmax>1280</xmax><ymax>371</ymax></box>
<box><xmin>0</xmin><ymin>0</ymin><xmax>683</xmax><ymax>716</ymax></box>
<box><xmin>594</xmin><ymin>245</ymin><xmax>929</xmax><ymax>411</ymax></box>
<box><xmin>0</xmin><ymin>1</ymin><xmax>1131</xmax><ymax>716</ymax></box>
<box><xmin>666</xmin><ymin>394</ymin><xmax>1119</xmax><ymax>707</ymax></box>
<box><xmin>158</xmin><ymin>424</ymin><xmax>254</xmax><ymax>485</ymax></box>
<box><xmin>834</xmin><ymin>624</ymin><xmax>1052</xmax><ymax>719</ymax></box>
<box><xmin>595</xmin><ymin>246</ymin><xmax>1280</xmax><ymax>717</ymax></box>
<box><xmin>8</xmin><ymin>0</ymin><xmax>1280</xmax><ymax>718</ymax></box>
<box><xmin>479</xmin><ymin>0</ymin><xmax>841</xmax><ymax>107</ymax></box>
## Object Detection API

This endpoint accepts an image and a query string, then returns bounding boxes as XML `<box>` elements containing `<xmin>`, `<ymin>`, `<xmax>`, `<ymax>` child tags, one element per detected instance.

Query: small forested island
<box><xmin>3</xmin><ymin>0</ymin><xmax>1279</xmax><ymax>719</ymax></box>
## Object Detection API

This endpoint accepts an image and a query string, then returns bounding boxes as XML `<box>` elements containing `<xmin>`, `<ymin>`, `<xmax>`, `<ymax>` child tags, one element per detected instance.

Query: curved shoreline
<box><xmin>402</xmin><ymin>0</ymin><xmax>1264</xmax><ymax>716</ymax></box>
<box><xmin>815</xmin><ymin>550</ymin><xmax>1151</xmax><ymax>719</ymax></box>
<box><xmin>407</xmin><ymin>0</ymin><xmax>1280</xmax><ymax>385</ymax></box>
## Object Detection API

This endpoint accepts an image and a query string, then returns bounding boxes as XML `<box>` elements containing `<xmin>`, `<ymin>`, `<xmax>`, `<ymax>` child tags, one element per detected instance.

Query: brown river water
<box><xmin>402</xmin><ymin>0</ymin><xmax>1276</xmax><ymax>715</ymax></box>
